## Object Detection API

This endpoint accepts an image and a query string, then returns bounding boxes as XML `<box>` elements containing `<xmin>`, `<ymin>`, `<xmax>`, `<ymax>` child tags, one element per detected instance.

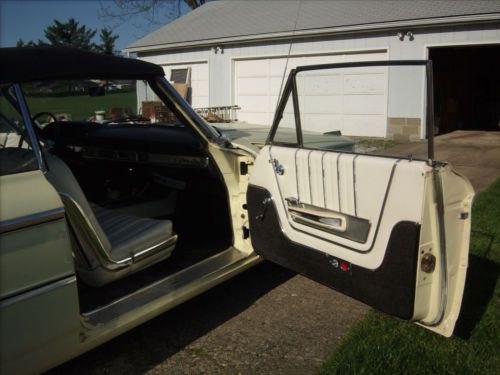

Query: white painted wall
<box><xmin>137</xmin><ymin>23</ymin><xmax>500</xmax><ymax>137</ymax></box>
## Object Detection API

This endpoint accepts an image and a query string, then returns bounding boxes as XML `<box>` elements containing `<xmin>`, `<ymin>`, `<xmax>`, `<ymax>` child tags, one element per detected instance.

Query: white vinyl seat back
<box><xmin>43</xmin><ymin>152</ymin><xmax>177</xmax><ymax>287</ymax></box>
<box><xmin>44</xmin><ymin>152</ymin><xmax>112</xmax><ymax>253</ymax></box>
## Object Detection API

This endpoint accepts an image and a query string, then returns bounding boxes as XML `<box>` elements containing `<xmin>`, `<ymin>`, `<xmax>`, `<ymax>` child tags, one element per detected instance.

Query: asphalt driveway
<box><xmin>47</xmin><ymin>130</ymin><xmax>500</xmax><ymax>375</ymax></box>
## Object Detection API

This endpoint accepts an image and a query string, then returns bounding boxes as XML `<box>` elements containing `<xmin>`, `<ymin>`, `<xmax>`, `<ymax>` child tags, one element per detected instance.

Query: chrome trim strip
<box><xmin>336</xmin><ymin>153</ymin><xmax>342</xmax><ymax>212</ymax></box>
<box><xmin>294</xmin><ymin>147</ymin><xmax>300</xmax><ymax>201</ymax></box>
<box><xmin>307</xmin><ymin>149</ymin><xmax>313</xmax><ymax>205</ymax></box>
<box><xmin>117</xmin><ymin>234</ymin><xmax>179</xmax><ymax>264</ymax></box>
<box><xmin>286</xmin><ymin>199</ymin><xmax>371</xmax><ymax>243</ymax></box>
<box><xmin>0</xmin><ymin>207</ymin><xmax>65</xmax><ymax>234</ymax></box>
<box><xmin>0</xmin><ymin>275</ymin><xmax>76</xmax><ymax>309</ymax></box>
<box><xmin>353</xmin><ymin>155</ymin><xmax>359</xmax><ymax>216</ymax></box>
<box><xmin>321</xmin><ymin>151</ymin><xmax>327</xmax><ymax>208</ymax></box>
<box><xmin>13</xmin><ymin>84</ymin><xmax>46</xmax><ymax>172</ymax></box>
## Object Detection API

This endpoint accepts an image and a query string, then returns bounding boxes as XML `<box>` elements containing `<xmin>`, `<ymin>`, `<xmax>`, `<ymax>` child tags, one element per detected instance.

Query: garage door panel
<box><xmin>343</xmin><ymin>95</ymin><xmax>386</xmax><ymax>115</ymax></box>
<box><xmin>344</xmin><ymin>73</ymin><xmax>386</xmax><ymax>94</ymax></box>
<box><xmin>237</xmin><ymin>77</ymin><xmax>269</xmax><ymax>95</ymax></box>
<box><xmin>302</xmin><ymin>95</ymin><xmax>342</xmax><ymax>115</ymax></box>
<box><xmin>269</xmin><ymin>59</ymin><xmax>288</xmax><ymax>76</ymax></box>
<box><xmin>299</xmin><ymin>74</ymin><xmax>342</xmax><ymax>95</ymax></box>
<box><xmin>269</xmin><ymin>77</ymin><xmax>287</xmax><ymax>95</ymax></box>
<box><xmin>238</xmin><ymin>95</ymin><xmax>269</xmax><ymax>112</ymax></box>
<box><xmin>234</xmin><ymin>51</ymin><xmax>388</xmax><ymax>130</ymax></box>
<box><xmin>236</xmin><ymin>59</ymin><xmax>269</xmax><ymax>77</ymax></box>
<box><xmin>302</xmin><ymin>114</ymin><xmax>344</xmax><ymax>133</ymax></box>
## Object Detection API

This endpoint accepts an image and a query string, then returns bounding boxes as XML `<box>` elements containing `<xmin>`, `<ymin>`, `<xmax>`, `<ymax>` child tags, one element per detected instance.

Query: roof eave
<box><xmin>124</xmin><ymin>13</ymin><xmax>500</xmax><ymax>54</ymax></box>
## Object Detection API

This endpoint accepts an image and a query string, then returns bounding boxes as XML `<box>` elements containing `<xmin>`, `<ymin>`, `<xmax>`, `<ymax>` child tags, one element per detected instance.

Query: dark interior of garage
<box><xmin>430</xmin><ymin>45</ymin><xmax>500</xmax><ymax>135</ymax></box>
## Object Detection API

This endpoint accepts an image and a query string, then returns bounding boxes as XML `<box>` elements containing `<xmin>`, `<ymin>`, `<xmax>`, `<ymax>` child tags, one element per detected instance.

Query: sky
<box><xmin>0</xmin><ymin>0</ymin><xmax>192</xmax><ymax>51</ymax></box>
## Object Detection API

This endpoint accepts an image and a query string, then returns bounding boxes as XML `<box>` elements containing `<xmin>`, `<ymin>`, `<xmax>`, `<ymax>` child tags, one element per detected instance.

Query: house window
<box><xmin>170</xmin><ymin>68</ymin><xmax>190</xmax><ymax>84</ymax></box>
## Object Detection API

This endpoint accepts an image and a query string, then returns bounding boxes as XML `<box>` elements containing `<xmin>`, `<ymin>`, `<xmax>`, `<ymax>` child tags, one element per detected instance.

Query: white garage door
<box><xmin>162</xmin><ymin>62</ymin><xmax>209</xmax><ymax>108</ymax></box>
<box><xmin>234</xmin><ymin>51</ymin><xmax>388</xmax><ymax>137</ymax></box>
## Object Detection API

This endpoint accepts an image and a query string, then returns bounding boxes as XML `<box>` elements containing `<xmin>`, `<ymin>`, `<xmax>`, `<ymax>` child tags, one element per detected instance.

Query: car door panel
<box><xmin>248</xmin><ymin>144</ymin><xmax>473</xmax><ymax>337</ymax></box>
<box><xmin>248</xmin><ymin>60</ymin><xmax>472</xmax><ymax>337</ymax></box>
<box><xmin>0</xmin><ymin>172</ymin><xmax>80</xmax><ymax>373</ymax></box>
<box><xmin>248</xmin><ymin>182</ymin><xmax>421</xmax><ymax>319</ymax></box>
<box><xmin>251</xmin><ymin>146</ymin><xmax>429</xmax><ymax>268</ymax></box>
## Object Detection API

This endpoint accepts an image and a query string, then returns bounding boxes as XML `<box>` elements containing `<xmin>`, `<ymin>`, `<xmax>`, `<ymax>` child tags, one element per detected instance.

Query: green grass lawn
<box><xmin>1</xmin><ymin>92</ymin><xmax>136</xmax><ymax>122</ymax></box>
<box><xmin>319</xmin><ymin>178</ymin><xmax>500</xmax><ymax>375</ymax></box>
<box><xmin>25</xmin><ymin>92</ymin><xmax>137</xmax><ymax>121</ymax></box>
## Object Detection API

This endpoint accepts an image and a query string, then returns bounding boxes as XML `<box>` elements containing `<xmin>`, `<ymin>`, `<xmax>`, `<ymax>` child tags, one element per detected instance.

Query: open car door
<box><xmin>247</xmin><ymin>61</ymin><xmax>474</xmax><ymax>337</ymax></box>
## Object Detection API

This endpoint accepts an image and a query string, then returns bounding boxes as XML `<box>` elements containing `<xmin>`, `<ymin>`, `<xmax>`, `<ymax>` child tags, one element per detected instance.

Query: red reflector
<box><xmin>341</xmin><ymin>262</ymin><xmax>349</xmax><ymax>272</ymax></box>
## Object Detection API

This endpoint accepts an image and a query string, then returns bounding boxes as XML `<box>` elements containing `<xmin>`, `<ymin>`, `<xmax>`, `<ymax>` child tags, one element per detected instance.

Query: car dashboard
<box><xmin>44</xmin><ymin>121</ymin><xmax>209</xmax><ymax>169</ymax></box>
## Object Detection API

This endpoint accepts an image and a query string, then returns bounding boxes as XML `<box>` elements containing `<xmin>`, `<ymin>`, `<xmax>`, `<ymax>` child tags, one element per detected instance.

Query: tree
<box><xmin>16</xmin><ymin>39</ymin><xmax>36</xmax><ymax>48</ymax></box>
<box><xmin>16</xmin><ymin>19</ymin><xmax>119</xmax><ymax>55</ymax></box>
<box><xmin>97</xmin><ymin>28</ymin><xmax>119</xmax><ymax>55</ymax></box>
<box><xmin>99</xmin><ymin>0</ymin><xmax>206</xmax><ymax>34</ymax></box>
<box><xmin>42</xmin><ymin>18</ymin><xmax>97</xmax><ymax>50</ymax></box>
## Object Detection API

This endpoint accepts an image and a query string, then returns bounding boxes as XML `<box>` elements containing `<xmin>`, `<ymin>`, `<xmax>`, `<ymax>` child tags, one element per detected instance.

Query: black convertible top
<box><xmin>0</xmin><ymin>47</ymin><xmax>165</xmax><ymax>84</ymax></box>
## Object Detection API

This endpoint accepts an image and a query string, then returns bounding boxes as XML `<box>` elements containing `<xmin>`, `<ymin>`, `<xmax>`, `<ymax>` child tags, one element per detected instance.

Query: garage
<box><xmin>127</xmin><ymin>1</ymin><xmax>500</xmax><ymax>140</ymax></box>
<box><xmin>162</xmin><ymin>62</ymin><xmax>209</xmax><ymax>108</ymax></box>
<box><xmin>430</xmin><ymin>44</ymin><xmax>500</xmax><ymax>135</ymax></box>
<box><xmin>233</xmin><ymin>50</ymin><xmax>388</xmax><ymax>137</ymax></box>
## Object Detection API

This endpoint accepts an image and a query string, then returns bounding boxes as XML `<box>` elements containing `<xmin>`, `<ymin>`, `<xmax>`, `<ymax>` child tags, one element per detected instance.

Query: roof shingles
<box><xmin>126</xmin><ymin>0</ymin><xmax>500</xmax><ymax>51</ymax></box>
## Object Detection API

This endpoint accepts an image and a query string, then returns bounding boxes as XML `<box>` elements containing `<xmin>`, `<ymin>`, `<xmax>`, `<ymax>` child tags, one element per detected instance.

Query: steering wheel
<box><xmin>16</xmin><ymin>111</ymin><xmax>57</xmax><ymax>147</ymax></box>
<box><xmin>31</xmin><ymin>111</ymin><xmax>60</xmax><ymax>143</ymax></box>
<box><xmin>32</xmin><ymin>111</ymin><xmax>57</xmax><ymax>128</ymax></box>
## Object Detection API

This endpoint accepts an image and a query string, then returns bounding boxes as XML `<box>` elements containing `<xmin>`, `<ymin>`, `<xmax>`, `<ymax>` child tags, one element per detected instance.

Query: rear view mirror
<box><xmin>88</xmin><ymin>86</ymin><xmax>105</xmax><ymax>97</ymax></box>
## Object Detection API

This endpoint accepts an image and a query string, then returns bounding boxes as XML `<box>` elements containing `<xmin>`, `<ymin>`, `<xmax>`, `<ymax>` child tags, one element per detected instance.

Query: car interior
<box><xmin>1</xmin><ymin>83</ymin><xmax>234</xmax><ymax>313</ymax></box>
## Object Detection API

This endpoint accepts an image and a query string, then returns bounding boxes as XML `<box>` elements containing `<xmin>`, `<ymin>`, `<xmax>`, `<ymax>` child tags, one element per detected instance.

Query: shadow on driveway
<box><xmin>47</xmin><ymin>262</ymin><xmax>295</xmax><ymax>375</ymax></box>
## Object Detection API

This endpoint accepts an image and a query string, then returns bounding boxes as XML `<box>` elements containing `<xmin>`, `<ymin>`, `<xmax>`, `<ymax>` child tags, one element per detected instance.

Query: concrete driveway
<box><xmin>390</xmin><ymin>130</ymin><xmax>500</xmax><ymax>192</ymax></box>
<box><xmin>47</xmin><ymin>131</ymin><xmax>500</xmax><ymax>375</ymax></box>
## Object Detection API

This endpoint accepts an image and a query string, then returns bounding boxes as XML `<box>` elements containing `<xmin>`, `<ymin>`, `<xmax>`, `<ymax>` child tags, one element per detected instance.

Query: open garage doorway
<box><xmin>429</xmin><ymin>45</ymin><xmax>500</xmax><ymax>135</ymax></box>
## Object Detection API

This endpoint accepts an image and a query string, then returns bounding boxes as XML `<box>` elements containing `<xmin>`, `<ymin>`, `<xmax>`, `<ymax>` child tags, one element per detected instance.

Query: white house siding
<box><xmin>137</xmin><ymin>23</ymin><xmax>500</xmax><ymax>138</ymax></box>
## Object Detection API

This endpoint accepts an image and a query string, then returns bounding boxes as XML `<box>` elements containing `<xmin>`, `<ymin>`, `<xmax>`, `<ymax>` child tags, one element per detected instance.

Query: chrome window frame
<box><xmin>266</xmin><ymin>60</ymin><xmax>435</xmax><ymax>161</ymax></box>
<box><xmin>12</xmin><ymin>84</ymin><xmax>47</xmax><ymax>172</ymax></box>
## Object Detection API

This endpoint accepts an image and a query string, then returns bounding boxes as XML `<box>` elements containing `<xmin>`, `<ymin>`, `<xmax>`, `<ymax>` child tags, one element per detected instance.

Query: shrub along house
<box><xmin>125</xmin><ymin>0</ymin><xmax>500</xmax><ymax>140</ymax></box>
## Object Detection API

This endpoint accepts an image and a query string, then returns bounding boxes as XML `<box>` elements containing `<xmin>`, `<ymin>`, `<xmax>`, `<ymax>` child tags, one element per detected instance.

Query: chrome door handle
<box><xmin>271</xmin><ymin>158</ymin><xmax>285</xmax><ymax>175</ymax></box>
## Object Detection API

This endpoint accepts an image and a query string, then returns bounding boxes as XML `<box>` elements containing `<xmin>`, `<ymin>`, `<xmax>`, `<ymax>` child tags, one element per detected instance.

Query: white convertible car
<box><xmin>0</xmin><ymin>47</ymin><xmax>474</xmax><ymax>374</ymax></box>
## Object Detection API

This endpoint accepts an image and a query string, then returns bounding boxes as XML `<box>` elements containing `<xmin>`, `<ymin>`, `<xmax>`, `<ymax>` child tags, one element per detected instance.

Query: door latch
<box><xmin>271</xmin><ymin>159</ymin><xmax>285</xmax><ymax>175</ymax></box>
